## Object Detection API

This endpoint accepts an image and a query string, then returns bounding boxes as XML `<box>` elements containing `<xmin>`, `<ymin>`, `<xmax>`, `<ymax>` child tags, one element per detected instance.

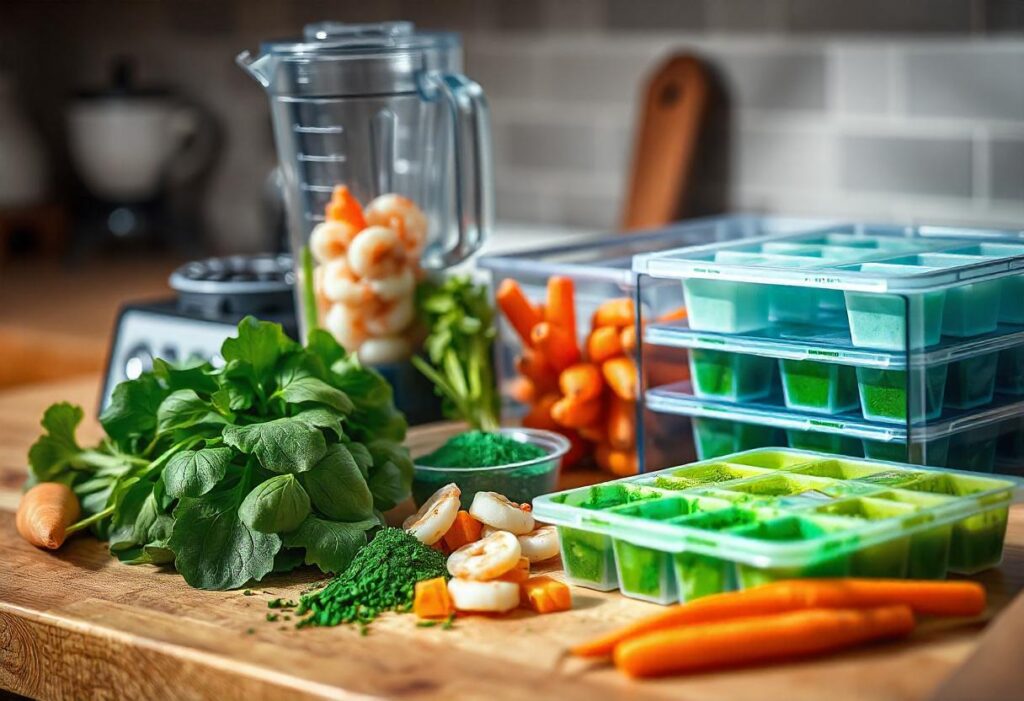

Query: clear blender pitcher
<box><xmin>238</xmin><ymin>22</ymin><xmax>492</xmax><ymax>363</ymax></box>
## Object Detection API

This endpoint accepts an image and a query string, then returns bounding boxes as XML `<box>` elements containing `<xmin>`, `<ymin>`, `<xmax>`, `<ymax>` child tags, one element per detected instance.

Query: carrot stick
<box><xmin>531</xmin><ymin>322</ymin><xmax>581</xmax><ymax>372</ymax></box>
<box><xmin>620</xmin><ymin>325</ymin><xmax>637</xmax><ymax>355</ymax></box>
<box><xmin>614</xmin><ymin>605</ymin><xmax>915</xmax><ymax>678</ymax></box>
<box><xmin>607</xmin><ymin>396</ymin><xmax>636</xmax><ymax>450</ymax></box>
<box><xmin>515</xmin><ymin>351</ymin><xmax>558</xmax><ymax>395</ymax></box>
<box><xmin>559</xmin><ymin>363</ymin><xmax>604</xmax><ymax>403</ymax></box>
<box><xmin>522</xmin><ymin>393</ymin><xmax>560</xmax><ymax>431</ymax></box>
<box><xmin>592</xmin><ymin>298</ymin><xmax>635</xmax><ymax>328</ymax></box>
<box><xmin>497</xmin><ymin>279</ymin><xmax>543</xmax><ymax>348</ymax></box>
<box><xmin>16</xmin><ymin>482</ymin><xmax>81</xmax><ymax>550</ymax></box>
<box><xmin>571</xmin><ymin>579</ymin><xmax>985</xmax><ymax>659</ymax></box>
<box><xmin>545</xmin><ymin>276</ymin><xmax>577</xmax><ymax>334</ymax></box>
<box><xmin>656</xmin><ymin>306</ymin><xmax>688</xmax><ymax>323</ymax></box>
<box><xmin>551</xmin><ymin>396</ymin><xmax>603</xmax><ymax>429</ymax></box>
<box><xmin>602</xmin><ymin>356</ymin><xmax>637</xmax><ymax>401</ymax></box>
<box><xmin>586</xmin><ymin>326</ymin><xmax>623</xmax><ymax>364</ymax></box>
<box><xmin>443</xmin><ymin>510</ymin><xmax>483</xmax><ymax>551</ymax></box>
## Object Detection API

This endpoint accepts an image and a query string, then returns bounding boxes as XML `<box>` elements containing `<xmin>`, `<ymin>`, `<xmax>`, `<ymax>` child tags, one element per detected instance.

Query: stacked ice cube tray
<box><xmin>533</xmin><ymin>448</ymin><xmax>1022</xmax><ymax>605</ymax></box>
<box><xmin>635</xmin><ymin>227</ymin><xmax>1024</xmax><ymax>473</ymax></box>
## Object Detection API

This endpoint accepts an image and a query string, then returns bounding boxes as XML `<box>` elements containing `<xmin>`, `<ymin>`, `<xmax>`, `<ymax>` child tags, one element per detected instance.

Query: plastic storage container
<box><xmin>534</xmin><ymin>448</ymin><xmax>1022</xmax><ymax>603</ymax></box>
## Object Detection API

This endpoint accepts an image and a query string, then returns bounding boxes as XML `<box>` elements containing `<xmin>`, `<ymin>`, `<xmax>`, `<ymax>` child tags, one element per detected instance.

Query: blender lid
<box><xmin>259</xmin><ymin>21</ymin><xmax>459</xmax><ymax>56</ymax></box>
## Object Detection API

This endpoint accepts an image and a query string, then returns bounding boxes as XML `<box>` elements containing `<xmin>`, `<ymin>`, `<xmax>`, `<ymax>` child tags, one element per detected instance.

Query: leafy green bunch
<box><xmin>413</xmin><ymin>275</ymin><xmax>499</xmax><ymax>431</ymax></box>
<box><xmin>28</xmin><ymin>317</ymin><xmax>412</xmax><ymax>590</ymax></box>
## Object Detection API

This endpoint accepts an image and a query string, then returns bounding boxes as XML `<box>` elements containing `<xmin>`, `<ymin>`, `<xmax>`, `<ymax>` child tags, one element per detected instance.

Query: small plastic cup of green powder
<box><xmin>413</xmin><ymin>428</ymin><xmax>569</xmax><ymax>508</ymax></box>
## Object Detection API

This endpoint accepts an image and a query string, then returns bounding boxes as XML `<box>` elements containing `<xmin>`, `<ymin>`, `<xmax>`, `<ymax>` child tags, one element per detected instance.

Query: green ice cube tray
<box><xmin>533</xmin><ymin>448</ymin><xmax>1021</xmax><ymax>605</ymax></box>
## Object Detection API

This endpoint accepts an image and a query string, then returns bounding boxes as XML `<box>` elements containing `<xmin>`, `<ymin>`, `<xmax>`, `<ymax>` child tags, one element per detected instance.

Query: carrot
<box><xmin>414</xmin><ymin>577</ymin><xmax>455</xmax><ymax>619</ymax></box>
<box><xmin>602</xmin><ymin>356</ymin><xmax>637</xmax><ymax>401</ymax></box>
<box><xmin>607</xmin><ymin>396</ymin><xmax>636</xmax><ymax>450</ymax></box>
<box><xmin>521</xmin><ymin>576</ymin><xmax>572</xmax><ymax>614</ymax></box>
<box><xmin>521</xmin><ymin>393</ymin><xmax>560</xmax><ymax>431</ymax></box>
<box><xmin>559</xmin><ymin>363</ymin><xmax>604</xmax><ymax>403</ymax></box>
<box><xmin>531</xmin><ymin>322</ymin><xmax>581</xmax><ymax>372</ymax></box>
<box><xmin>509</xmin><ymin>376</ymin><xmax>537</xmax><ymax>405</ymax></box>
<box><xmin>443</xmin><ymin>511</ymin><xmax>483</xmax><ymax>551</ymax></box>
<box><xmin>656</xmin><ymin>306</ymin><xmax>688</xmax><ymax>323</ymax></box>
<box><xmin>614</xmin><ymin>605</ymin><xmax>914</xmax><ymax>678</ymax></box>
<box><xmin>515</xmin><ymin>351</ymin><xmax>558</xmax><ymax>395</ymax></box>
<box><xmin>551</xmin><ymin>395</ymin><xmax>603</xmax><ymax>429</ymax></box>
<box><xmin>429</xmin><ymin>539</ymin><xmax>452</xmax><ymax>556</ymax></box>
<box><xmin>586</xmin><ymin>326</ymin><xmax>622</xmax><ymax>364</ymax></box>
<box><xmin>620</xmin><ymin>324</ymin><xmax>637</xmax><ymax>354</ymax></box>
<box><xmin>592</xmin><ymin>298</ymin><xmax>635</xmax><ymax>328</ymax></box>
<box><xmin>325</xmin><ymin>185</ymin><xmax>367</xmax><ymax>230</ymax></box>
<box><xmin>497</xmin><ymin>279</ymin><xmax>543</xmax><ymax>348</ymax></box>
<box><xmin>595</xmin><ymin>443</ymin><xmax>638</xmax><ymax>476</ymax></box>
<box><xmin>545</xmin><ymin>276</ymin><xmax>577</xmax><ymax>334</ymax></box>
<box><xmin>16</xmin><ymin>482</ymin><xmax>81</xmax><ymax>550</ymax></box>
<box><xmin>496</xmin><ymin>556</ymin><xmax>531</xmax><ymax>583</ymax></box>
<box><xmin>577</xmin><ymin>421</ymin><xmax>607</xmax><ymax>444</ymax></box>
<box><xmin>571</xmin><ymin>578</ymin><xmax>986</xmax><ymax>659</ymax></box>
<box><xmin>557</xmin><ymin>428</ymin><xmax>588</xmax><ymax>470</ymax></box>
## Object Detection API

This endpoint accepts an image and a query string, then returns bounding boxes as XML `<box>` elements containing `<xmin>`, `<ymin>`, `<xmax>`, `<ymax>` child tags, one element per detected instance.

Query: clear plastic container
<box><xmin>856</xmin><ymin>365</ymin><xmax>948</xmax><ymax>424</ymax></box>
<box><xmin>997</xmin><ymin>347</ymin><xmax>1024</xmax><ymax>395</ymax></box>
<box><xmin>689</xmin><ymin>349</ymin><xmax>775</xmax><ymax>401</ymax></box>
<box><xmin>780</xmin><ymin>359</ymin><xmax>860</xmax><ymax>414</ymax></box>
<box><xmin>945</xmin><ymin>352</ymin><xmax>999</xmax><ymax>410</ymax></box>
<box><xmin>533</xmin><ymin>448</ymin><xmax>1023</xmax><ymax>603</ymax></box>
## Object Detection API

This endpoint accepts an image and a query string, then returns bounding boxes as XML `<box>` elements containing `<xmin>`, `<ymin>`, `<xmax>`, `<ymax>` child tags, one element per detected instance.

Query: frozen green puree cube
<box><xmin>787</xmin><ymin>429</ymin><xmax>864</xmax><ymax>457</ymax></box>
<box><xmin>780</xmin><ymin>359</ymin><xmax>860</xmax><ymax>414</ymax></box>
<box><xmin>814</xmin><ymin>499</ymin><xmax>913</xmax><ymax>577</ymax></box>
<box><xmin>856</xmin><ymin>365</ymin><xmax>948</xmax><ymax>424</ymax></box>
<box><xmin>731</xmin><ymin>517</ymin><xmax>852</xmax><ymax>587</ymax></box>
<box><xmin>690</xmin><ymin>350</ymin><xmax>775</xmax><ymax>401</ymax></box>
<box><xmin>867</xmin><ymin>489</ymin><xmax>956</xmax><ymax>579</ymax></box>
<box><xmin>673</xmin><ymin>551</ymin><xmax>733</xmax><ymax>601</ymax></box>
<box><xmin>693</xmin><ymin>418</ymin><xmax>779</xmax><ymax>460</ymax></box>
<box><xmin>845</xmin><ymin>288</ymin><xmax>945</xmax><ymax>351</ymax></box>
<box><xmin>558</xmin><ymin>527</ymin><xmax>616</xmax><ymax>587</ymax></box>
<box><xmin>613</xmin><ymin>540</ymin><xmax>675</xmax><ymax>602</ymax></box>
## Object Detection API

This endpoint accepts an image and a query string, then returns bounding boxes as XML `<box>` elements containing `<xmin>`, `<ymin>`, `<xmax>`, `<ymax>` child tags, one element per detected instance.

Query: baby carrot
<box><xmin>545</xmin><ymin>276</ymin><xmax>577</xmax><ymax>334</ymax></box>
<box><xmin>509</xmin><ymin>376</ymin><xmax>537</xmax><ymax>405</ymax></box>
<box><xmin>551</xmin><ymin>395</ymin><xmax>603</xmax><ymax>429</ymax></box>
<box><xmin>559</xmin><ymin>363</ymin><xmax>604</xmax><ymax>403</ymax></box>
<box><xmin>595</xmin><ymin>443</ymin><xmax>638</xmax><ymax>476</ymax></box>
<box><xmin>614</xmin><ymin>605</ymin><xmax>915</xmax><ymax>678</ymax></box>
<box><xmin>521</xmin><ymin>393</ymin><xmax>561</xmax><ymax>432</ymax></box>
<box><xmin>497</xmin><ymin>279</ymin><xmax>543</xmax><ymax>348</ymax></box>
<box><xmin>607</xmin><ymin>396</ymin><xmax>636</xmax><ymax>450</ymax></box>
<box><xmin>620</xmin><ymin>324</ymin><xmax>637</xmax><ymax>354</ymax></box>
<box><xmin>515</xmin><ymin>350</ymin><xmax>558</xmax><ymax>395</ymax></box>
<box><xmin>558</xmin><ymin>428</ymin><xmax>588</xmax><ymax>470</ymax></box>
<box><xmin>592</xmin><ymin>298</ymin><xmax>634</xmax><ymax>328</ymax></box>
<box><xmin>586</xmin><ymin>326</ymin><xmax>623</xmax><ymax>364</ymax></box>
<box><xmin>602</xmin><ymin>356</ymin><xmax>637</xmax><ymax>401</ymax></box>
<box><xmin>531</xmin><ymin>322</ymin><xmax>581</xmax><ymax>372</ymax></box>
<box><xmin>16</xmin><ymin>482</ymin><xmax>81</xmax><ymax>550</ymax></box>
<box><xmin>577</xmin><ymin>422</ymin><xmax>607</xmax><ymax>444</ymax></box>
<box><xmin>571</xmin><ymin>578</ymin><xmax>985</xmax><ymax>659</ymax></box>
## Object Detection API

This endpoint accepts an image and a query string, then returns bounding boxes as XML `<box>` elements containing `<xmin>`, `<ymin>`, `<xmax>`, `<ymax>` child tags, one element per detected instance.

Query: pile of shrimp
<box><xmin>309</xmin><ymin>185</ymin><xmax>427</xmax><ymax>364</ymax></box>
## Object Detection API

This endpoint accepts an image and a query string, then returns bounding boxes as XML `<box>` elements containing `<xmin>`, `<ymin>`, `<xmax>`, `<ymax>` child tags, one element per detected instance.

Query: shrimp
<box><xmin>323</xmin><ymin>302</ymin><xmax>367</xmax><ymax>352</ymax></box>
<box><xmin>364</xmin><ymin>194</ymin><xmax>428</xmax><ymax>256</ymax></box>
<box><xmin>309</xmin><ymin>219</ymin><xmax>360</xmax><ymax>263</ymax></box>
<box><xmin>347</xmin><ymin>225</ymin><xmax>407</xmax><ymax>279</ymax></box>
<box><xmin>403</xmin><ymin>483</ymin><xmax>461</xmax><ymax>545</ymax></box>
<box><xmin>517</xmin><ymin>525</ymin><xmax>560</xmax><ymax>563</ymax></box>
<box><xmin>357</xmin><ymin>335</ymin><xmax>411</xmax><ymax>364</ymax></box>
<box><xmin>447</xmin><ymin>531</ymin><xmax>522</xmax><ymax>580</ymax></box>
<box><xmin>447</xmin><ymin>578</ymin><xmax>520</xmax><ymax>613</ymax></box>
<box><xmin>319</xmin><ymin>258</ymin><xmax>372</xmax><ymax>306</ymax></box>
<box><xmin>368</xmin><ymin>267</ymin><xmax>415</xmax><ymax>301</ymax></box>
<box><xmin>469</xmin><ymin>492</ymin><xmax>536</xmax><ymax>535</ymax></box>
<box><xmin>364</xmin><ymin>294</ymin><xmax>415</xmax><ymax>336</ymax></box>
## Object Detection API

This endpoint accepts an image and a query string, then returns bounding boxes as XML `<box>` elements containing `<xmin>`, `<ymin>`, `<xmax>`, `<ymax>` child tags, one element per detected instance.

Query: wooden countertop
<box><xmin>1</xmin><ymin>377</ymin><xmax>1022</xmax><ymax>701</ymax></box>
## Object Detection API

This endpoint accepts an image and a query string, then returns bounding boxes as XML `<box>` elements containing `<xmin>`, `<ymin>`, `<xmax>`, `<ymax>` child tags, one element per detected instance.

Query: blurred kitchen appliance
<box><xmin>67</xmin><ymin>57</ymin><xmax>215</xmax><ymax>253</ymax></box>
<box><xmin>621</xmin><ymin>54</ymin><xmax>708</xmax><ymax>231</ymax></box>
<box><xmin>0</xmin><ymin>70</ymin><xmax>49</xmax><ymax>208</ymax></box>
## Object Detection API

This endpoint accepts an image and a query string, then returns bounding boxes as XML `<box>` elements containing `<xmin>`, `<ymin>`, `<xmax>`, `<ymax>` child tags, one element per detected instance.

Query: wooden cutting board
<box><xmin>1</xmin><ymin>377</ymin><xmax>1022</xmax><ymax>701</ymax></box>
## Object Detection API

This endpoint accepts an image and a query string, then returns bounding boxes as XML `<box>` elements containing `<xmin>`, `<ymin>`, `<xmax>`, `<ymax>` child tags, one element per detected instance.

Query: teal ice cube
<box><xmin>683</xmin><ymin>279</ymin><xmax>769</xmax><ymax>333</ymax></box>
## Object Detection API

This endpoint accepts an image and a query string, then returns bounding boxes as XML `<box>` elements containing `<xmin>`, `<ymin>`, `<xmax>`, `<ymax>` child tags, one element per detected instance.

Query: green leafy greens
<box><xmin>27</xmin><ymin>317</ymin><xmax>412</xmax><ymax>590</ymax></box>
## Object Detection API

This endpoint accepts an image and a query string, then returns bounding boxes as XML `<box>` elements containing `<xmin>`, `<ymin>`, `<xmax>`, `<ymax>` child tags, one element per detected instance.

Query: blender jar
<box><xmin>238</xmin><ymin>22</ymin><xmax>492</xmax><ymax>362</ymax></box>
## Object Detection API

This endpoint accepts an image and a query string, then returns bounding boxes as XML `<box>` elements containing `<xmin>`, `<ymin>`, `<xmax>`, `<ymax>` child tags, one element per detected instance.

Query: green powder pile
<box><xmin>418</xmin><ymin>431</ymin><xmax>545</xmax><ymax>468</ymax></box>
<box><xmin>294</xmin><ymin>527</ymin><xmax>448</xmax><ymax>629</ymax></box>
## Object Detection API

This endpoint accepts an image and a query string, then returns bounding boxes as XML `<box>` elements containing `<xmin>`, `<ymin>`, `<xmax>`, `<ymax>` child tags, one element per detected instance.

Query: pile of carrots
<box><xmin>569</xmin><ymin>578</ymin><xmax>987</xmax><ymax>678</ymax></box>
<box><xmin>497</xmin><ymin>277</ymin><xmax>685</xmax><ymax>475</ymax></box>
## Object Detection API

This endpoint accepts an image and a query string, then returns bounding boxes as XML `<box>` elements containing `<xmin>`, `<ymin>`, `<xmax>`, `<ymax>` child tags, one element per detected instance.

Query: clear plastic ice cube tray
<box><xmin>533</xmin><ymin>448</ymin><xmax>1021</xmax><ymax>604</ymax></box>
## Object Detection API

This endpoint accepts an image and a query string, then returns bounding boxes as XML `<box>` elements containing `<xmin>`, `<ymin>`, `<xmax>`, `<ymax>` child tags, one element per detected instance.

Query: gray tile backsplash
<box><xmin>834</xmin><ymin>47</ymin><xmax>892</xmax><ymax>114</ymax></box>
<box><xmin>990</xmin><ymin>138</ymin><xmax>1024</xmax><ymax>201</ymax></box>
<box><xmin>840</xmin><ymin>135</ymin><xmax>975</xmax><ymax>198</ymax></box>
<box><xmin>713</xmin><ymin>50</ymin><xmax>828</xmax><ymax>111</ymax></box>
<box><xmin>906</xmin><ymin>46</ymin><xmax>1024</xmax><ymax>120</ymax></box>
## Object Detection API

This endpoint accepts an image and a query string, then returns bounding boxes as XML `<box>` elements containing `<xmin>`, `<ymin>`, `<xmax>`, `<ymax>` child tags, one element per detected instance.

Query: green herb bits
<box><xmin>779</xmin><ymin>359</ymin><xmax>859</xmax><ymax>414</ymax></box>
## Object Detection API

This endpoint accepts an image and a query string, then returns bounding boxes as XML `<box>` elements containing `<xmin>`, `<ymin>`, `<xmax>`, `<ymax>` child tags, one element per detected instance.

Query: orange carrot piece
<box><xmin>607</xmin><ymin>396</ymin><xmax>636</xmax><ymax>451</ymax></box>
<box><xmin>586</xmin><ymin>326</ymin><xmax>623</xmax><ymax>364</ymax></box>
<box><xmin>497</xmin><ymin>279</ymin><xmax>543</xmax><ymax>348</ymax></box>
<box><xmin>595</xmin><ymin>443</ymin><xmax>638</xmax><ymax>476</ymax></box>
<box><xmin>656</xmin><ymin>306</ymin><xmax>688</xmax><ymax>323</ymax></box>
<box><xmin>592</xmin><ymin>298</ymin><xmax>635</xmax><ymax>328</ymax></box>
<box><xmin>531</xmin><ymin>322</ymin><xmax>581</xmax><ymax>372</ymax></box>
<box><xmin>414</xmin><ymin>577</ymin><xmax>455</xmax><ymax>619</ymax></box>
<box><xmin>571</xmin><ymin>578</ymin><xmax>985</xmax><ymax>659</ymax></box>
<box><xmin>497</xmin><ymin>557</ymin><xmax>531</xmax><ymax>583</ymax></box>
<box><xmin>16</xmin><ymin>482</ymin><xmax>81</xmax><ymax>550</ymax></box>
<box><xmin>614</xmin><ymin>605</ymin><xmax>914</xmax><ymax>678</ymax></box>
<box><xmin>443</xmin><ymin>511</ymin><xmax>483</xmax><ymax>551</ymax></box>
<box><xmin>429</xmin><ymin>539</ymin><xmax>452</xmax><ymax>556</ymax></box>
<box><xmin>509</xmin><ymin>376</ymin><xmax>537</xmax><ymax>405</ymax></box>
<box><xmin>551</xmin><ymin>395</ymin><xmax>603</xmax><ymax>429</ymax></box>
<box><xmin>515</xmin><ymin>351</ymin><xmax>558</xmax><ymax>395</ymax></box>
<box><xmin>577</xmin><ymin>421</ymin><xmax>607</xmax><ymax>444</ymax></box>
<box><xmin>602</xmin><ymin>356</ymin><xmax>637</xmax><ymax>401</ymax></box>
<box><xmin>325</xmin><ymin>185</ymin><xmax>367</xmax><ymax>230</ymax></box>
<box><xmin>559</xmin><ymin>363</ymin><xmax>604</xmax><ymax>403</ymax></box>
<box><xmin>620</xmin><ymin>324</ymin><xmax>637</xmax><ymax>354</ymax></box>
<box><xmin>521</xmin><ymin>576</ymin><xmax>573</xmax><ymax>614</ymax></box>
<box><xmin>545</xmin><ymin>276</ymin><xmax>577</xmax><ymax>333</ymax></box>
<box><xmin>521</xmin><ymin>393</ymin><xmax>561</xmax><ymax>431</ymax></box>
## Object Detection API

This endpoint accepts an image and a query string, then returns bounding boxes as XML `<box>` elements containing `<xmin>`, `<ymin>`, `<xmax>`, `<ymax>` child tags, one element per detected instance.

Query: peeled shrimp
<box><xmin>347</xmin><ymin>225</ymin><xmax>407</xmax><ymax>279</ymax></box>
<box><xmin>364</xmin><ymin>295</ymin><xmax>415</xmax><ymax>336</ymax></box>
<box><xmin>309</xmin><ymin>220</ymin><xmax>360</xmax><ymax>263</ymax></box>
<box><xmin>319</xmin><ymin>258</ymin><xmax>372</xmax><ymax>306</ymax></box>
<box><xmin>364</xmin><ymin>194</ymin><xmax>428</xmax><ymax>256</ymax></box>
<box><xmin>517</xmin><ymin>525</ymin><xmax>560</xmax><ymax>563</ymax></box>
<box><xmin>368</xmin><ymin>267</ymin><xmax>415</xmax><ymax>301</ymax></box>
<box><xmin>323</xmin><ymin>302</ymin><xmax>367</xmax><ymax>352</ymax></box>
<box><xmin>447</xmin><ymin>577</ymin><xmax>520</xmax><ymax>613</ymax></box>
<box><xmin>403</xmin><ymin>483</ymin><xmax>461</xmax><ymax>545</ymax></box>
<box><xmin>447</xmin><ymin>530</ymin><xmax>522</xmax><ymax>580</ymax></box>
<box><xmin>469</xmin><ymin>492</ymin><xmax>535</xmax><ymax>535</ymax></box>
<box><xmin>357</xmin><ymin>335</ymin><xmax>411</xmax><ymax>364</ymax></box>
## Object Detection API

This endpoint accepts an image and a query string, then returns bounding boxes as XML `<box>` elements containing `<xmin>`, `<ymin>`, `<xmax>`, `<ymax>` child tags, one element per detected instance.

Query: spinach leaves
<box><xmin>27</xmin><ymin>317</ymin><xmax>412</xmax><ymax>590</ymax></box>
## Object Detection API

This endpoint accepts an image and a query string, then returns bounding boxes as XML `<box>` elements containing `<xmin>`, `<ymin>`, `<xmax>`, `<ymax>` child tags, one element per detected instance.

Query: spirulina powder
<box><xmin>418</xmin><ymin>431</ymin><xmax>545</xmax><ymax>468</ymax></box>
<box><xmin>294</xmin><ymin>527</ymin><xmax>447</xmax><ymax>629</ymax></box>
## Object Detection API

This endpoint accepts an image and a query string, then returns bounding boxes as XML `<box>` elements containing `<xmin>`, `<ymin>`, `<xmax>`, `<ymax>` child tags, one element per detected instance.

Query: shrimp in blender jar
<box><xmin>357</xmin><ymin>335</ymin><xmax>412</xmax><ymax>364</ymax></box>
<box><xmin>368</xmin><ymin>266</ymin><xmax>415</xmax><ymax>301</ymax></box>
<box><xmin>364</xmin><ymin>194</ymin><xmax>428</xmax><ymax>257</ymax></box>
<box><xmin>347</xmin><ymin>225</ymin><xmax>408</xmax><ymax>279</ymax></box>
<box><xmin>324</xmin><ymin>302</ymin><xmax>368</xmax><ymax>352</ymax></box>
<box><xmin>319</xmin><ymin>258</ymin><xmax>372</xmax><ymax>306</ymax></box>
<box><xmin>309</xmin><ymin>219</ymin><xmax>360</xmax><ymax>263</ymax></box>
<box><xmin>364</xmin><ymin>294</ymin><xmax>415</xmax><ymax>337</ymax></box>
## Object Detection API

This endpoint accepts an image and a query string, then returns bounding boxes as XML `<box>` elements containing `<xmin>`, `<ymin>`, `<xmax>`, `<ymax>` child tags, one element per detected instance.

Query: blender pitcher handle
<box><xmin>422</xmin><ymin>71</ymin><xmax>494</xmax><ymax>269</ymax></box>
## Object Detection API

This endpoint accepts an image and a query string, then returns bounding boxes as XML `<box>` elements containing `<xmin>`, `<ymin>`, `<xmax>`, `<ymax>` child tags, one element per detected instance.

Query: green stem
<box><xmin>300</xmin><ymin>245</ymin><xmax>319</xmax><ymax>340</ymax></box>
<box><xmin>66</xmin><ymin>505</ymin><xmax>115</xmax><ymax>535</ymax></box>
